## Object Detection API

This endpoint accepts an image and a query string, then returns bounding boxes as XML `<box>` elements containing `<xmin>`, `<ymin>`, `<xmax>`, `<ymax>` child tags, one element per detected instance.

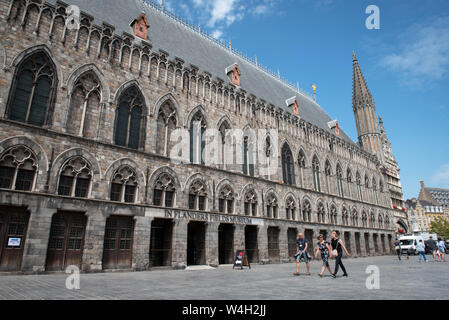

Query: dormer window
<box><xmin>131</xmin><ymin>12</ymin><xmax>150</xmax><ymax>40</ymax></box>
<box><xmin>285</xmin><ymin>96</ymin><xmax>299</xmax><ymax>116</ymax></box>
<box><xmin>327</xmin><ymin>120</ymin><xmax>340</xmax><ymax>137</ymax></box>
<box><xmin>225</xmin><ymin>63</ymin><xmax>241</xmax><ymax>86</ymax></box>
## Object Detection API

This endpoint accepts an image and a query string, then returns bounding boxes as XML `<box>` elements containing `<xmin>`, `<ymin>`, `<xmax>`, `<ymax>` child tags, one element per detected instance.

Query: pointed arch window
<box><xmin>351</xmin><ymin>210</ymin><xmax>359</xmax><ymax>227</ymax></box>
<box><xmin>189</xmin><ymin>111</ymin><xmax>206</xmax><ymax>164</ymax></box>
<box><xmin>370</xmin><ymin>213</ymin><xmax>376</xmax><ymax>228</ymax></box>
<box><xmin>0</xmin><ymin>146</ymin><xmax>37</xmax><ymax>191</ymax></box>
<box><xmin>302</xmin><ymin>200</ymin><xmax>311</xmax><ymax>222</ymax></box>
<box><xmin>298</xmin><ymin>150</ymin><xmax>306</xmax><ymax>188</ymax></box>
<box><xmin>218</xmin><ymin>185</ymin><xmax>234</xmax><ymax>214</ymax></box>
<box><xmin>317</xmin><ymin>202</ymin><xmax>326</xmax><ymax>223</ymax></box>
<box><xmin>378</xmin><ymin>214</ymin><xmax>384</xmax><ymax>229</ymax></box>
<box><xmin>362</xmin><ymin>211</ymin><xmax>368</xmax><ymax>227</ymax></box>
<box><xmin>282</xmin><ymin>144</ymin><xmax>295</xmax><ymax>185</ymax></box>
<box><xmin>266</xmin><ymin>193</ymin><xmax>278</xmax><ymax>218</ymax></box>
<box><xmin>372</xmin><ymin>179</ymin><xmax>378</xmax><ymax>205</ymax></box>
<box><xmin>312</xmin><ymin>156</ymin><xmax>321</xmax><ymax>192</ymax></box>
<box><xmin>324</xmin><ymin>160</ymin><xmax>332</xmax><ymax>194</ymax></box>
<box><xmin>110</xmin><ymin>166</ymin><xmax>137</xmax><ymax>203</ymax></box>
<box><xmin>7</xmin><ymin>51</ymin><xmax>57</xmax><ymax>126</ymax></box>
<box><xmin>219</xmin><ymin>120</ymin><xmax>231</xmax><ymax>169</ymax></box>
<box><xmin>156</xmin><ymin>101</ymin><xmax>178</xmax><ymax>156</ymax></box>
<box><xmin>57</xmin><ymin>157</ymin><xmax>92</xmax><ymax>198</ymax></box>
<box><xmin>356</xmin><ymin>172</ymin><xmax>363</xmax><ymax>201</ymax></box>
<box><xmin>115</xmin><ymin>86</ymin><xmax>145</xmax><ymax>150</ymax></box>
<box><xmin>67</xmin><ymin>72</ymin><xmax>101</xmax><ymax>138</ymax></box>
<box><xmin>342</xmin><ymin>207</ymin><xmax>349</xmax><ymax>225</ymax></box>
<box><xmin>153</xmin><ymin>173</ymin><xmax>176</xmax><ymax>207</ymax></box>
<box><xmin>244</xmin><ymin>189</ymin><xmax>257</xmax><ymax>216</ymax></box>
<box><xmin>189</xmin><ymin>180</ymin><xmax>207</xmax><ymax>211</ymax></box>
<box><xmin>336</xmin><ymin>165</ymin><xmax>344</xmax><ymax>197</ymax></box>
<box><xmin>286</xmin><ymin>197</ymin><xmax>296</xmax><ymax>220</ymax></box>
<box><xmin>365</xmin><ymin>175</ymin><xmax>370</xmax><ymax>202</ymax></box>
<box><xmin>330</xmin><ymin>205</ymin><xmax>338</xmax><ymax>225</ymax></box>
<box><xmin>243</xmin><ymin>136</ymin><xmax>255</xmax><ymax>177</ymax></box>
<box><xmin>346</xmin><ymin>168</ymin><xmax>353</xmax><ymax>198</ymax></box>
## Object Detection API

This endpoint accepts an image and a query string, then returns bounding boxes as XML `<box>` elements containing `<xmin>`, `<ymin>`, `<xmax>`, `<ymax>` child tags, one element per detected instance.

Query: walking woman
<box><xmin>331</xmin><ymin>230</ymin><xmax>350</xmax><ymax>277</ymax></box>
<box><xmin>314</xmin><ymin>234</ymin><xmax>333</xmax><ymax>277</ymax></box>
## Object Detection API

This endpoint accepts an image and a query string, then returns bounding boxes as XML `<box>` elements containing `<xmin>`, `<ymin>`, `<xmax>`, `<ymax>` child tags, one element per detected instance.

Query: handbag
<box><xmin>332</xmin><ymin>249</ymin><xmax>338</xmax><ymax>257</ymax></box>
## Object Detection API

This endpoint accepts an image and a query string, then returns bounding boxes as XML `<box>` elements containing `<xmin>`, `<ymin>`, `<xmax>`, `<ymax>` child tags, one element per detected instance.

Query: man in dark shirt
<box><xmin>427</xmin><ymin>236</ymin><xmax>437</xmax><ymax>262</ymax></box>
<box><xmin>393</xmin><ymin>238</ymin><xmax>401</xmax><ymax>260</ymax></box>
<box><xmin>294</xmin><ymin>233</ymin><xmax>311</xmax><ymax>276</ymax></box>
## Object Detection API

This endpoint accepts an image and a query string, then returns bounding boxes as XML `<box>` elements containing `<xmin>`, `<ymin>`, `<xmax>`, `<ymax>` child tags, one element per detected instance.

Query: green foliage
<box><xmin>429</xmin><ymin>217</ymin><xmax>449</xmax><ymax>239</ymax></box>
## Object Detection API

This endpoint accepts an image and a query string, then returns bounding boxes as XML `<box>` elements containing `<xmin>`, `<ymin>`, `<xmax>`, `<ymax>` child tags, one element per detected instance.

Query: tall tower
<box><xmin>352</xmin><ymin>52</ymin><xmax>382</xmax><ymax>159</ymax></box>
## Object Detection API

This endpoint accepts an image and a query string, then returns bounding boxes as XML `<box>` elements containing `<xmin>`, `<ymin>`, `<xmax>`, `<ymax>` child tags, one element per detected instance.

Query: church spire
<box><xmin>352</xmin><ymin>52</ymin><xmax>382</xmax><ymax>157</ymax></box>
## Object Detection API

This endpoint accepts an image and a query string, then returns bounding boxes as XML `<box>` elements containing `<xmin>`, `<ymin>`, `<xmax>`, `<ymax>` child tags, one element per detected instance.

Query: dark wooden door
<box><xmin>187</xmin><ymin>222</ymin><xmax>206</xmax><ymax>265</ymax></box>
<box><xmin>102</xmin><ymin>216</ymin><xmax>134</xmax><ymax>270</ymax></box>
<box><xmin>46</xmin><ymin>211</ymin><xmax>87</xmax><ymax>271</ymax></box>
<box><xmin>218</xmin><ymin>224</ymin><xmax>234</xmax><ymax>264</ymax></box>
<box><xmin>0</xmin><ymin>208</ymin><xmax>30</xmax><ymax>271</ymax></box>
<box><xmin>245</xmin><ymin>226</ymin><xmax>258</xmax><ymax>263</ymax></box>
<box><xmin>287</xmin><ymin>228</ymin><xmax>297</xmax><ymax>258</ymax></box>
<box><xmin>149</xmin><ymin>219</ymin><xmax>173</xmax><ymax>267</ymax></box>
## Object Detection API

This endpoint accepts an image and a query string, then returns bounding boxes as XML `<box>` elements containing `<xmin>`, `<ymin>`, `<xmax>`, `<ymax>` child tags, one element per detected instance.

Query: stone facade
<box><xmin>0</xmin><ymin>0</ymin><xmax>397</xmax><ymax>273</ymax></box>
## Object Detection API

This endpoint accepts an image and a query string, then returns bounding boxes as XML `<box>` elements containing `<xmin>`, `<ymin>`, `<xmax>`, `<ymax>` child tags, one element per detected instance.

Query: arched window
<box><xmin>379</xmin><ymin>179</ymin><xmax>384</xmax><ymax>193</ymax></box>
<box><xmin>324</xmin><ymin>160</ymin><xmax>332</xmax><ymax>194</ymax></box>
<box><xmin>356</xmin><ymin>172</ymin><xmax>363</xmax><ymax>201</ymax></box>
<box><xmin>0</xmin><ymin>146</ymin><xmax>37</xmax><ymax>191</ymax></box>
<box><xmin>188</xmin><ymin>179</ymin><xmax>207</xmax><ymax>211</ymax></box>
<box><xmin>153</xmin><ymin>173</ymin><xmax>176</xmax><ymax>207</ymax></box>
<box><xmin>370</xmin><ymin>213</ymin><xmax>376</xmax><ymax>228</ymax></box>
<box><xmin>351</xmin><ymin>209</ymin><xmax>359</xmax><ymax>227</ymax></box>
<box><xmin>67</xmin><ymin>72</ymin><xmax>101</xmax><ymax>138</ymax></box>
<box><xmin>298</xmin><ymin>150</ymin><xmax>306</xmax><ymax>188</ymax></box>
<box><xmin>317</xmin><ymin>202</ymin><xmax>325</xmax><ymax>223</ymax></box>
<box><xmin>385</xmin><ymin>214</ymin><xmax>390</xmax><ymax>228</ymax></box>
<box><xmin>362</xmin><ymin>211</ymin><xmax>368</xmax><ymax>227</ymax></box>
<box><xmin>266</xmin><ymin>193</ymin><xmax>278</xmax><ymax>218</ymax></box>
<box><xmin>372</xmin><ymin>179</ymin><xmax>378</xmax><ymax>205</ymax></box>
<box><xmin>110</xmin><ymin>166</ymin><xmax>137</xmax><ymax>203</ymax></box>
<box><xmin>342</xmin><ymin>207</ymin><xmax>349</xmax><ymax>225</ymax></box>
<box><xmin>57</xmin><ymin>157</ymin><xmax>92</xmax><ymax>198</ymax></box>
<box><xmin>285</xmin><ymin>196</ymin><xmax>296</xmax><ymax>220</ymax></box>
<box><xmin>114</xmin><ymin>85</ymin><xmax>145</xmax><ymax>150</ymax></box>
<box><xmin>7</xmin><ymin>51</ymin><xmax>57</xmax><ymax>127</ymax></box>
<box><xmin>302</xmin><ymin>200</ymin><xmax>311</xmax><ymax>222</ymax></box>
<box><xmin>330</xmin><ymin>205</ymin><xmax>337</xmax><ymax>224</ymax></box>
<box><xmin>156</xmin><ymin>101</ymin><xmax>177</xmax><ymax>156</ymax></box>
<box><xmin>281</xmin><ymin>144</ymin><xmax>295</xmax><ymax>185</ymax></box>
<box><xmin>244</xmin><ymin>189</ymin><xmax>257</xmax><ymax>216</ymax></box>
<box><xmin>219</xmin><ymin>120</ymin><xmax>231</xmax><ymax>169</ymax></box>
<box><xmin>218</xmin><ymin>185</ymin><xmax>234</xmax><ymax>214</ymax></box>
<box><xmin>378</xmin><ymin>214</ymin><xmax>383</xmax><ymax>229</ymax></box>
<box><xmin>336</xmin><ymin>165</ymin><xmax>344</xmax><ymax>197</ymax></box>
<box><xmin>312</xmin><ymin>156</ymin><xmax>321</xmax><ymax>192</ymax></box>
<box><xmin>242</xmin><ymin>135</ymin><xmax>255</xmax><ymax>177</ymax></box>
<box><xmin>346</xmin><ymin>168</ymin><xmax>353</xmax><ymax>198</ymax></box>
<box><xmin>365</xmin><ymin>175</ymin><xmax>370</xmax><ymax>202</ymax></box>
<box><xmin>189</xmin><ymin>111</ymin><xmax>206</xmax><ymax>164</ymax></box>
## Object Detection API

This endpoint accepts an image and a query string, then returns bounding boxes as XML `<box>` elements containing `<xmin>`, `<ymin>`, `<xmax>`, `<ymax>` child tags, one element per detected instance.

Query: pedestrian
<box><xmin>330</xmin><ymin>230</ymin><xmax>350</xmax><ymax>277</ymax></box>
<box><xmin>293</xmin><ymin>232</ymin><xmax>311</xmax><ymax>276</ymax></box>
<box><xmin>427</xmin><ymin>236</ymin><xmax>438</xmax><ymax>262</ymax></box>
<box><xmin>416</xmin><ymin>239</ymin><xmax>427</xmax><ymax>262</ymax></box>
<box><xmin>314</xmin><ymin>234</ymin><xmax>333</xmax><ymax>277</ymax></box>
<box><xmin>393</xmin><ymin>238</ymin><xmax>401</xmax><ymax>260</ymax></box>
<box><xmin>437</xmin><ymin>238</ymin><xmax>446</xmax><ymax>262</ymax></box>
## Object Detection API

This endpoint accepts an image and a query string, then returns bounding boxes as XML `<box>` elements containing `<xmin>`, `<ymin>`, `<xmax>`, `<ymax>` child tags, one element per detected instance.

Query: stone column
<box><xmin>81</xmin><ymin>210</ymin><xmax>108</xmax><ymax>272</ymax></box>
<box><xmin>279</xmin><ymin>225</ymin><xmax>289</xmax><ymax>263</ymax></box>
<box><xmin>171</xmin><ymin>219</ymin><xmax>188</xmax><ymax>269</ymax></box>
<box><xmin>132</xmin><ymin>216</ymin><xmax>153</xmax><ymax>271</ymax></box>
<box><xmin>257</xmin><ymin>225</ymin><xmax>269</xmax><ymax>264</ymax></box>
<box><xmin>21</xmin><ymin>207</ymin><xmax>55</xmax><ymax>273</ymax></box>
<box><xmin>233</xmin><ymin>224</ymin><xmax>245</xmax><ymax>252</ymax></box>
<box><xmin>205</xmin><ymin>222</ymin><xmax>219</xmax><ymax>267</ymax></box>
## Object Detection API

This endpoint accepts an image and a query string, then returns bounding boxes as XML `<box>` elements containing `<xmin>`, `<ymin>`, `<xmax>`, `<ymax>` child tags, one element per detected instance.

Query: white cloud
<box><xmin>380</xmin><ymin>16</ymin><xmax>449</xmax><ymax>87</ymax></box>
<box><xmin>211</xmin><ymin>29</ymin><xmax>223</xmax><ymax>40</ymax></box>
<box><xmin>430</xmin><ymin>163</ymin><xmax>449</xmax><ymax>188</ymax></box>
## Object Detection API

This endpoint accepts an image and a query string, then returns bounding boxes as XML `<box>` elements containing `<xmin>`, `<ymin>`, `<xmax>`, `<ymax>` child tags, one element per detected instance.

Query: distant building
<box><xmin>405</xmin><ymin>181</ymin><xmax>449</xmax><ymax>232</ymax></box>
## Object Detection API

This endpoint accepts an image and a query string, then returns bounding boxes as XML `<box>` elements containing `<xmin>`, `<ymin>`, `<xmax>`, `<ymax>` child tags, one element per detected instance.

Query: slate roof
<box><xmin>47</xmin><ymin>0</ymin><xmax>356</xmax><ymax>145</ymax></box>
<box><xmin>426</xmin><ymin>188</ymin><xmax>449</xmax><ymax>207</ymax></box>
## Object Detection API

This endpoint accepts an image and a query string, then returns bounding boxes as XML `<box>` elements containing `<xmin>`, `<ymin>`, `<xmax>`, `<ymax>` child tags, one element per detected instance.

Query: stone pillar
<box><xmin>81</xmin><ymin>210</ymin><xmax>108</xmax><ymax>272</ymax></box>
<box><xmin>171</xmin><ymin>219</ymin><xmax>188</xmax><ymax>268</ymax></box>
<box><xmin>233</xmin><ymin>224</ymin><xmax>245</xmax><ymax>252</ymax></box>
<box><xmin>205</xmin><ymin>222</ymin><xmax>219</xmax><ymax>267</ymax></box>
<box><xmin>132</xmin><ymin>216</ymin><xmax>153</xmax><ymax>271</ymax></box>
<box><xmin>279</xmin><ymin>225</ymin><xmax>289</xmax><ymax>263</ymax></box>
<box><xmin>257</xmin><ymin>225</ymin><xmax>269</xmax><ymax>264</ymax></box>
<box><xmin>21</xmin><ymin>207</ymin><xmax>55</xmax><ymax>272</ymax></box>
<box><xmin>359</xmin><ymin>232</ymin><xmax>367</xmax><ymax>257</ymax></box>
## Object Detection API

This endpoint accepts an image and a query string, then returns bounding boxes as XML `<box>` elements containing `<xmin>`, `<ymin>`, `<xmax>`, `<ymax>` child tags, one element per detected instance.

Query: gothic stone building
<box><xmin>0</xmin><ymin>0</ymin><xmax>405</xmax><ymax>272</ymax></box>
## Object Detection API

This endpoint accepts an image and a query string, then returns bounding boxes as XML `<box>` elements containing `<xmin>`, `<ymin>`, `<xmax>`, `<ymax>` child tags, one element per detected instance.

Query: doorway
<box><xmin>373</xmin><ymin>234</ymin><xmax>379</xmax><ymax>254</ymax></box>
<box><xmin>187</xmin><ymin>221</ymin><xmax>206</xmax><ymax>265</ymax></box>
<box><xmin>287</xmin><ymin>228</ymin><xmax>298</xmax><ymax>259</ymax></box>
<box><xmin>267</xmin><ymin>227</ymin><xmax>280</xmax><ymax>262</ymax></box>
<box><xmin>149</xmin><ymin>219</ymin><xmax>173</xmax><ymax>267</ymax></box>
<box><xmin>46</xmin><ymin>211</ymin><xmax>87</xmax><ymax>271</ymax></box>
<box><xmin>304</xmin><ymin>229</ymin><xmax>314</xmax><ymax>255</ymax></box>
<box><xmin>218</xmin><ymin>224</ymin><xmax>234</xmax><ymax>264</ymax></box>
<box><xmin>102</xmin><ymin>215</ymin><xmax>134</xmax><ymax>270</ymax></box>
<box><xmin>344</xmin><ymin>232</ymin><xmax>351</xmax><ymax>255</ymax></box>
<box><xmin>0</xmin><ymin>207</ymin><xmax>30</xmax><ymax>271</ymax></box>
<box><xmin>245</xmin><ymin>225</ymin><xmax>258</xmax><ymax>263</ymax></box>
<box><xmin>355</xmin><ymin>232</ymin><xmax>362</xmax><ymax>256</ymax></box>
<box><xmin>364</xmin><ymin>233</ymin><xmax>370</xmax><ymax>255</ymax></box>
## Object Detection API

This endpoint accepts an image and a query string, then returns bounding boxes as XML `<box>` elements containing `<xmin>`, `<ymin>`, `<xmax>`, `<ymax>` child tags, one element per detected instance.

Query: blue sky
<box><xmin>156</xmin><ymin>0</ymin><xmax>449</xmax><ymax>200</ymax></box>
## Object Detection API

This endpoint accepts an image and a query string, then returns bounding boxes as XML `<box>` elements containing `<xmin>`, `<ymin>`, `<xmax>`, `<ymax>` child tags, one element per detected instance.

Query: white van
<box><xmin>399</xmin><ymin>235</ymin><xmax>424</xmax><ymax>255</ymax></box>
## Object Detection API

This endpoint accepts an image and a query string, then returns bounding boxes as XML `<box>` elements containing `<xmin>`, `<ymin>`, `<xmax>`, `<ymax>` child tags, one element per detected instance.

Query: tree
<box><xmin>429</xmin><ymin>217</ymin><xmax>449</xmax><ymax>239</ymax></box>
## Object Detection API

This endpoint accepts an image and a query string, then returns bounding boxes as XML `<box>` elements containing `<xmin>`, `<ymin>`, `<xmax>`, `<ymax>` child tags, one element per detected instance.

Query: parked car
<box><xmin>399</xmin><ymin>235</ymin><xmax>424</xmax><ymax>255</ymax></box>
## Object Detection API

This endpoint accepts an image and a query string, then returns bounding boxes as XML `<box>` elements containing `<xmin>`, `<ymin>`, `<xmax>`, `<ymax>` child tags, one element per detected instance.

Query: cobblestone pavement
<box><xmin>0</xmin><ymin>256</ymin><xmax>447</xmax><ymax>300</ymax></box>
